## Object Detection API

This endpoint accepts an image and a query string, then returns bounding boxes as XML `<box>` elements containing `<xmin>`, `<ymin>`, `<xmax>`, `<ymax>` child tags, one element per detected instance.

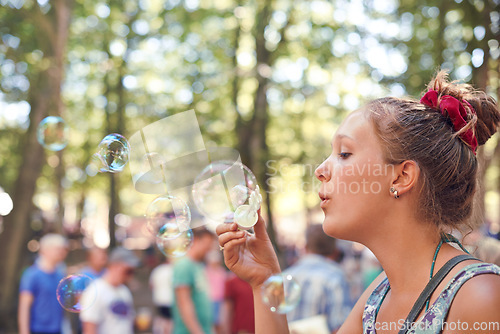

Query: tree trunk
<box><xmin>104</xmin><ymin>97</ymin><xmax>118</xmax><ymax>248</ymax></box>
<box><xmin>0</xmin><ymin>88</ymin><xmax>47</xmax><ymax>329</ymax></box>
<box><xmin>0</xmin><ymin>0</ymin><xmax>72</xmax><ymax>328</ymax></box>
<box><xmin>105</xmin><ymin>35</ymin><xmax>130</xmax><ymax>249</ymax></box>
<box><xmin>250</xmin><ymin>1</ymin><xmax>284</xmax><ymax>262</ymax></box>
<box><xmin>468</xmin><ymin>0</ymin><xmax>493</xmax><ymax>229</ymax></box>
<box><xmin>108</xmin><ymin>174</ymin><xmax>118</xmax><ymax>248</ymax></box>
<box><xmin>473</xmin><ymin>55</ymin><xmax>490</xmax><ymax>225</ymax></box>
<box><xmin>233</xmin><ymin>0</ymin><xmax>291</xmax><ymax>265</ymax></box>
<box><xmin>55</xmin><ymin>150</ymin><xmax>65</xmax><ymax>233</ymax></box>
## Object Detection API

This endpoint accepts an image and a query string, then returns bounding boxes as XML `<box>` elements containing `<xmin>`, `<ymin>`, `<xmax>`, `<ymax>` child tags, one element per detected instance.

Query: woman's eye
<box><xmin>338</xmin><ymin>152</ymin><xmax>352</xmax><ymax>159</ymax></box>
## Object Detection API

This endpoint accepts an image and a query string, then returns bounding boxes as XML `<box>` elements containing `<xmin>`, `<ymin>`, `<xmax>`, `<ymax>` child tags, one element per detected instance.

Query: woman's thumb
<box><xmin>253</xmin><ymin>208</ymin><xmax>268</xmax><ymax>239</ymax></box>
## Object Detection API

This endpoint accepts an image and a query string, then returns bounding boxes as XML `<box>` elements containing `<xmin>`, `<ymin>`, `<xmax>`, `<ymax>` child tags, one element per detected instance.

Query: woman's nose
<box><xmin>315</xmin><ymin>159</ymin><xmax>331</xmax><ymax>182</ymax></box>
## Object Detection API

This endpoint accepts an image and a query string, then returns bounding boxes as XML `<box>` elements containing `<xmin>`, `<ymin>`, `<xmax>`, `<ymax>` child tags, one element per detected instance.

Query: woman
<box><xmin>216</xmin><ymin>71</ymin><xmax>500</xmax><ymax>334</ymax></box>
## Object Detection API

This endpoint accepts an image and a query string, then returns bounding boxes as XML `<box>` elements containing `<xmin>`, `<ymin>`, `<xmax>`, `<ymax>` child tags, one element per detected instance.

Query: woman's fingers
<box><xmin>224</xmin><ymin>237</ymin><xmax>246</xmax><ymax>251</ymax></box>
<box><xmin>223</xmin><ymin>237</ymin><xmax>247</xmax><ymax>262</ymax></box>
<box><xmin>216</xmin><ymin>222</ymin><xmax>238</xmax><ymax>236</ymax></box>
<box><xmin>218</xmin><ymin>230</ymin><xmax>246</xmax><ymax>247</ymax></box>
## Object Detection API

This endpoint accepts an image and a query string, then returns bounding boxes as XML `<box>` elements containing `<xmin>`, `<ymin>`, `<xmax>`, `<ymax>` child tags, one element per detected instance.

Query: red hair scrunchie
<box><xmin>420</xmin><ymin>89</ymin><xmax>478</xmax><ymax>154</ymax></box>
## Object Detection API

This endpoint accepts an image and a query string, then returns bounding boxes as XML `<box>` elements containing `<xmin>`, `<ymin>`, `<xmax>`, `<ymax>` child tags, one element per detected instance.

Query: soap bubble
<box><xmin>97</xmin><ymin>134</ymin><xmax>130</xmax><ymax>173</ymax></box>
<box><xmin>146</xmin><ymin>195</ymin><xmax>191</xmax><ymax>238</ymax></box>
<box><xmin>261</xmin><ymin>274</ymin><xmax>301</xmax><ymax>314</ymax></box>
<box><xmin>233</xmin><ymin>185</ymin><xmax>263</xmax><ymax>229</ymax></box>
<box><xmin>56</xmin><ymin>274</ymin><xmax>96</xmax><ymax>313</ymax></box>
<box><xmin>234</xmin><ymin>204</ymin><xmax>258</xmax><ymax>230</ymax></box>
<box><xmin>156</xmin><ymin>229</ymin><xmax>193</xmax><ymax>258</ymax></box>
<box><xmin>37</xmin><ymin>116</ymin><xmax>69</xmax><ymax>151</ymax></box>
<box><xmin>192</xmin><ymin>161</ymin><xmax>259</xmax><ymax>222</ymax></box>
<box><xmin>229</xmin><ymin>185</ymin><xmax>251</xmax><ymax>207</ymax></box>
<box><xmin>249</xmin><ymin>186</ymin><xmax>263</xmax><ymax>211</ymax></box>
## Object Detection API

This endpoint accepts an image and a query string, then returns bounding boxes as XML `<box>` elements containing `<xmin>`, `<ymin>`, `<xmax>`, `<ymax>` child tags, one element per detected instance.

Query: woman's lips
<box><xmin>319</xmin><ymin>193</ymin><xmax>330</xmax><ymax>208</ymax></box>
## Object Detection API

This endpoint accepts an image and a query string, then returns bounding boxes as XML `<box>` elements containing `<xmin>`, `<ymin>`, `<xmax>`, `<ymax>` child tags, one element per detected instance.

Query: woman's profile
<box><xmin>217</xmin><ymin>71</ymin><xmax>500</xmax><ymax>334</ymax></box>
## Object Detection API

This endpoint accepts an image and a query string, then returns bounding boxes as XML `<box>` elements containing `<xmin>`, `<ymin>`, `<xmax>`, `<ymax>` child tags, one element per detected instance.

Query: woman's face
<box><xmin>315</xmin><ymin>109</ymin><xmax>394</xmax><ymax>242</ymax></box>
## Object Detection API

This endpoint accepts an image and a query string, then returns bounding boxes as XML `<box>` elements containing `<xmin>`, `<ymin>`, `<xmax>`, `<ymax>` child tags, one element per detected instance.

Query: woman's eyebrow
<box><xmin>330</xmin><ymin>133</ymin><xmax>356</xmax><ymax>148</ymax></box>
<box><xmin>335</xmin><ymin>133</ymin><xmax>355</xmax><ymax>141</ymax></box>
<box><xmin>331</xmin><ymin>133</ymin><xmax>355</xmax><ymax>148</ymax></box>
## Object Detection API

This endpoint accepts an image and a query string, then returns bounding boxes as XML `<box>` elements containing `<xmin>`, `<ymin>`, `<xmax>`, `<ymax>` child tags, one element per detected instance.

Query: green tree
<box><xmin>0</xmin><ymin>0</ymin><xmax>73</xmax><ymax>326</ymax></box>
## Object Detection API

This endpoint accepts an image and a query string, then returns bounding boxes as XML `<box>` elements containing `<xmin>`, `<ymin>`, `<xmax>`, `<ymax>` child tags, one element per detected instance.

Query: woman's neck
<box><xmin>362</xmin><ymin>213</ymin><xmax>457</xmax><ymax>296</ymax></box>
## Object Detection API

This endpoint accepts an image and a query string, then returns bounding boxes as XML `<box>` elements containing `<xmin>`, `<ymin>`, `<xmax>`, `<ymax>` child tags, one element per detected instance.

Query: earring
<box><xmin>390</xmin><ymin>187</ymin><xmax>399</xmax><ymax>199</ymax></box>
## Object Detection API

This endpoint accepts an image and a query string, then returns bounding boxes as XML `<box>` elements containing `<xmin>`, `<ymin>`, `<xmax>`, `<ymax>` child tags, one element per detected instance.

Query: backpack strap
<box><xmin>398</xmin><ymin>254</ymin><xmax>478</xmax><ymax>334</ymax></box>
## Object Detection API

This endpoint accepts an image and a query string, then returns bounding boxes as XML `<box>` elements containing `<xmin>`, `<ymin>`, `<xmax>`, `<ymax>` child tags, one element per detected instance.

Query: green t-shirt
<box><xmin>172</xmin><ymin>257</ymin><xmax>213</xmax><ymax>334</ymax></box>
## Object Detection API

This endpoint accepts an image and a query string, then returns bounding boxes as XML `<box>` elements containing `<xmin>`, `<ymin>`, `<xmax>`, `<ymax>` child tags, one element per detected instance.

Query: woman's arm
<box><xmin>252</xmin><ymin>285</ymin><xmax>289</xmax><ymax>334</ymax></box>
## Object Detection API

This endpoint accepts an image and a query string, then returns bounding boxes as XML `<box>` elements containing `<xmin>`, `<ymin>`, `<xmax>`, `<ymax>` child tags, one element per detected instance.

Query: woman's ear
<box><xmin>390</xmin><ymin>160</ymin><xmax>420</xmax><ymax>198</ymax></box>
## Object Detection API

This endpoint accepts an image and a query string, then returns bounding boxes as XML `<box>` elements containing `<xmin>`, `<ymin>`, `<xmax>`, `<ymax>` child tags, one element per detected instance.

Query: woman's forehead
<box><xmin>334</xmin><ymin>109</ymin><xmax>372</xmax><ymax>142</ymax></box>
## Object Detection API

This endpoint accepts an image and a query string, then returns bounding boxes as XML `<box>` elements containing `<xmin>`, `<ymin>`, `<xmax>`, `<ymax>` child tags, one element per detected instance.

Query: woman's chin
<box><xmin>322</xmin><ymin>217</ymin><xmax>345</xmax><ymax>238</ymax></box>
<box><xmin>322</xmin><ymin>216</ymin><xmax>360</xmax><ymax>242</ymax></box>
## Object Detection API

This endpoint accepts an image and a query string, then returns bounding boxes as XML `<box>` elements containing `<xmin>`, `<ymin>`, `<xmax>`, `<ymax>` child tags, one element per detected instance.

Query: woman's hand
<box><xmin>216</xmin><ymin>211</ymin><xmax>281</xmax><ymax>289</ymax></box>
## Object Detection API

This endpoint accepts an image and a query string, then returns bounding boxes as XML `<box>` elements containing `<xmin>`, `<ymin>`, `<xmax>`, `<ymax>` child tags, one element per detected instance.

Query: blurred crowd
<box><xmin>18</xmin><ymin>223</ymin><xmax>500</xmax><ymax>334</ymax></box>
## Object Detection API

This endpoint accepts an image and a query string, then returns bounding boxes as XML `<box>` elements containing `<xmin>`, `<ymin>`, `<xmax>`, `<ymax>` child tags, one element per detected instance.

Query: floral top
<box><xmin>362</xmin><ymin>263</ymin><xmax>500</xmax><ymax>333</ymax></box>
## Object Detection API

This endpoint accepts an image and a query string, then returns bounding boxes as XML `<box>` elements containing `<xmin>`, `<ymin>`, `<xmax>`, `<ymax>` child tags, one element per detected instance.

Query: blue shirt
<box><xmin>19</xmin><ymin>263</ymin><xmax>65</xmax><ymax>332</ymax></box>
<box><xmin>284</xmin><ymin>254</ymin><xmax>352</xmax><ymax>332</ymax></box>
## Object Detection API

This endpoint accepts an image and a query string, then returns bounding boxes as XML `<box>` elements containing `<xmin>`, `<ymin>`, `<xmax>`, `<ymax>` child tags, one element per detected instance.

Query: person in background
<box><xmin>205</xmin><ymin>249</ymin><xmax>227</xmax><ymax>334</ymax></box>
<box><xmin>221</xmin><ymin>274</ymin><xmax>255</xmax><ymax>334</ymax></box>
<box><xmin>360</xmin><ymin>247</ymin><xmax>383</xmax><ymax>289</ymax></box>
<box><xmin>80</xmin><ymin>247</ymin><xmax>140</xmax><ymax>334</ymax></box>
<box><xmin>338</xmin><ymin>243</ymin><xmax>364</xmax><ymax>304</ymax></box>
<box><xmin>149</xmin><ymin>257</ymin><xmax>174</xmax><ymax>334</ymax></box>
<box><xmin>466</xmin><ymin>228</ymin><xmax>500</xmax><ymax>266</ymax></box>
<box><xmin>80</xmin><ymin>247</ymin><xmax>108</xmax><ymax>280</ymax></box>
<box><xmin>283</xmin><ymin>224</ymin><xmax>352</xmax><ymax>334</ymax></box>
<box><xmin>172</xmin><ymin>227</ymin><xmax>216</xmax><ymax>334</ymax></box>
<box><xmin>18</xmin><ymin>233</ymin><xmax>68</xmax><ymax>334</ymax></box>
<box><xmin>74</xmin><ymin>248</ymin><xmax>108</xmax><ymax>334</ymax></box>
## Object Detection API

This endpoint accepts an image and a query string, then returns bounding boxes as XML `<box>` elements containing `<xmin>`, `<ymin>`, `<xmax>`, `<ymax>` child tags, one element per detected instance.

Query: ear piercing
<box><xmin>390</xmin><ymin>187</ymin><xmax>399</xmax><ymax>199</ymax></box>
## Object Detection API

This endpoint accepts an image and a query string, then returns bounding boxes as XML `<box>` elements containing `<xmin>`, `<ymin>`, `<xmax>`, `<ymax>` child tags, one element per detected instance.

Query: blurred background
<box><xmin>0</xmin><ymin>0</ymin><xmax>499</xmax><ymax>331</ymax></box>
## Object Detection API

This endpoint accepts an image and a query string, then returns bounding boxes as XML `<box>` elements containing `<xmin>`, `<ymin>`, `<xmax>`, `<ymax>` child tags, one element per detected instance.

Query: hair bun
<box><xmin>426</xmin><ymin>70</ymin><xmax>500</xmax><ymax>146</ymax></box>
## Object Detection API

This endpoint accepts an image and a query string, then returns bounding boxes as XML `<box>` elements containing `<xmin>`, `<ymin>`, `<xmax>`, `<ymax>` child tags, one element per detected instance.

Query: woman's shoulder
<box><xmin>446</xmin><ymin>263</ymin><xmax>500</xmax><ymax>328</ymax></box>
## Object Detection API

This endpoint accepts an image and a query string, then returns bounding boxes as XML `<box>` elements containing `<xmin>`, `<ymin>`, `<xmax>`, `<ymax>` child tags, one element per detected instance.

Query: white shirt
<box><xmin>80</xmin><ymin>278</ymin><xmax>135</xmax><ymax>334</ymax></box>
<box><xmin>149</xmin><ymin>263</ymin><xmax>174</xmax><ymax>306</ymax></box>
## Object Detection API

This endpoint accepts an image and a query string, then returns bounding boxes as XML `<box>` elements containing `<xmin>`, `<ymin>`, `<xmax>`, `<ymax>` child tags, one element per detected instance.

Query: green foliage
<box><xmin>1</xmin><ymin>0</ymin><xmax>499</xmax><ymax>232</ymax></box>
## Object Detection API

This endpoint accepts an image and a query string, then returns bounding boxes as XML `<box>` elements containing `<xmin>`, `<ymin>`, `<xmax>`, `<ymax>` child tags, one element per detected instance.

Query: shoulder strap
<box><xmin>398</xmin><ymin>254</ymin><xmax>478</xmax><ymax>334</ymax></box>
